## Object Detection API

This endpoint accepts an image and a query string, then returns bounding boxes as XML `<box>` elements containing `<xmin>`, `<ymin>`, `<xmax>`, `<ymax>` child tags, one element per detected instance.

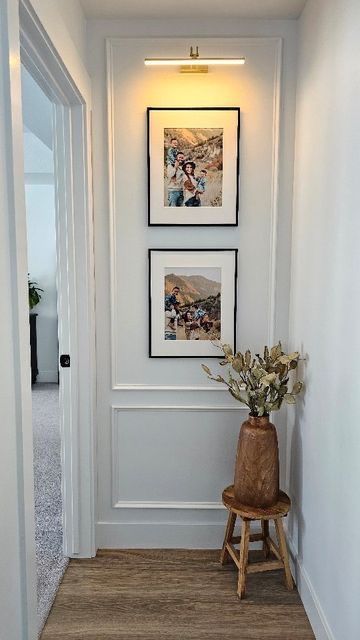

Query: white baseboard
<box><xmin>36</xmin><ymin>370</ymin><xmax>58</xmax><ymax>383</ymax></box>
<box><xmin>287</xmin><ymin>535</ymin><xmax>335</xmax><ymax>640</ymax></box>
<box><xmin>96</xmin><ymin>521</ymin><xmax>267</xmax><ymax>551</ymax></box>
<box><xmin>96</xmin><ymin>521</ymin><xmax>227</xmax><ymax>549</ymax></box>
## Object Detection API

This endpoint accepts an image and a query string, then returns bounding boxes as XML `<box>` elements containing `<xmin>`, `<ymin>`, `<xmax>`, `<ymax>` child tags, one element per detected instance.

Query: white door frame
<box><xmin>0</xmin><ymin>1</ymin><xmax>38</xmax><ymax>637</ymax></box>
<box><xmin>19</xmin><ymin>0</ymin><xmax>96</xmax><ymax>559</ymax></box>
<box><xmin>0</xmin><ymin>0</ymin><xmax>96</xmax><ymax>632</ymax></box>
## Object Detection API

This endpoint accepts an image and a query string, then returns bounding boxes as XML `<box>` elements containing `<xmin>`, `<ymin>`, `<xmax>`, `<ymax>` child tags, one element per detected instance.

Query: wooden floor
<box><xmin>41</xmin><ymin>549</ymin><xmax>314</xmax><ymax>639</ymax></box>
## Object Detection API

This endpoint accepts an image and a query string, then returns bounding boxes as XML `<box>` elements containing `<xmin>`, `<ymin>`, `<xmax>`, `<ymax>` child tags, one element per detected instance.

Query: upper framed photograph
<box><xmin>149</xmin><ymin>249</ymin><xmax>238</xmax><ymax>358</ymax></box>
<box><xmin>147</xmin><ymin>107</ymin><xmax>240</xmax><ymax>226</ymax></box>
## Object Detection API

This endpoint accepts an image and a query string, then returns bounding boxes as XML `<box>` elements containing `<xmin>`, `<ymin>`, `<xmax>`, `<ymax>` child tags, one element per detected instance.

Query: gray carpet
<box><xmin>32</xmin><ymin>383</ymin><xmax>69</xmax><ymax>635</ymax></box>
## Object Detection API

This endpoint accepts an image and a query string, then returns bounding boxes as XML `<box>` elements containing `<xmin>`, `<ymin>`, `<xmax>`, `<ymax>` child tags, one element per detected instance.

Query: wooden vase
<box><xmin>234</xmin><ymin>415</ymin><xmax>279</xmax><ymax>508</ymax></box>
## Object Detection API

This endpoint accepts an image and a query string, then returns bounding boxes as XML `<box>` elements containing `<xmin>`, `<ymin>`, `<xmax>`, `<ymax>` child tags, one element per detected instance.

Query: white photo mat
<box><xmin>148</xmin><ymin>108</ymin><xmax>240</xmax><ymax>225</ymax></box>
<box><xmin>149</xmin><ymin>249</ymin><xmax>237</xmax><ymax>357</ymax></box>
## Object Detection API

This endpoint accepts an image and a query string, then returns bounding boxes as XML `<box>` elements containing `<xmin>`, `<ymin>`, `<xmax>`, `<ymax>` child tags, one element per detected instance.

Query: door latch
<box><xmin>60</xmin><ymin>354</ymin><xmax>70</xmax><ymax>368</ymax></box>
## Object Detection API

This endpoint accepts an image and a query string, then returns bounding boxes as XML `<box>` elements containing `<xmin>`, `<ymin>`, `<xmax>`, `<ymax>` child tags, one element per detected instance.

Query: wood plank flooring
<box><xmin>41</xmin><ymin>549</ymin><xmax>314</xmax><ymax>639</ymax></box>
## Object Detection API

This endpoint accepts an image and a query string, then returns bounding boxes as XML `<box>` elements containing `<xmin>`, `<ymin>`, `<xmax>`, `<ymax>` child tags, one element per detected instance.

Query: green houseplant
<box><xmin>28</xmin><ymin>275</ymin><xmax>43</xmax><ymax>311</ymax></box>
<box><xmin>202</xmin><ymin>342</ymin><xmax>303</xmax><ymax>508</ymax></box>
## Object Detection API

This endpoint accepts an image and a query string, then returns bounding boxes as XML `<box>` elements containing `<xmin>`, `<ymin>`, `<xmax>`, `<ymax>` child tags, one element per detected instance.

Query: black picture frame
<box><xmin>147</xmin><ymin>107</ymin><xmax>240</xmax><ymax>227</ymax></box>
<box><xmin>149</xmin><ymin>248</ymin><xmax>238</xmax><ymax>358</ymax></box>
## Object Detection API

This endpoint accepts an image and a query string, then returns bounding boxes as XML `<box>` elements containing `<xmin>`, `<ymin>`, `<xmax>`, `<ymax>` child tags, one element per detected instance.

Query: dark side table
<box><xmin>29</xmin><ymin>313</ymin><xmax>38</xmax><ymax>384</ymax></box>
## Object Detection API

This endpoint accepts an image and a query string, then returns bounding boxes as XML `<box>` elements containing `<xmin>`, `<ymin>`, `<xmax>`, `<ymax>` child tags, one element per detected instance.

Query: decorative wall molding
<box><xmin>106</xmin><ymin>36</ymin><xmax>283</xmax><ymax>391</ymax></box>
<box><xmin>96</xmin><ymin>521</ymin><xmax>228</xmax><ymax>549</ymax></box>
<box><xmin>267</xmin><ymin>38</ymin><xmax>282</xmax><ymax>346</ymax></box>
<box><xmin>106</xmin><ymin>38</ymin><xmax>118</xmax><ymax>391</ymax></box>
<box><xmin>114</xmin><ymin>500</ymin><xmax>225</xmax><ymax>510</ymax></box>
<box><xmin>112</xmin><ymin>405</ymin><xmax>246</xmax><ymax>411</ymax></box>
<box><xmin>111</xmin><ymin>404</ymin><xmax>245</xmax><ymax>509</ymax></box>
<box><xmin>112</xmin><ymin>384</ymin><xmax>228</xmax><ymax>392</ymax></box>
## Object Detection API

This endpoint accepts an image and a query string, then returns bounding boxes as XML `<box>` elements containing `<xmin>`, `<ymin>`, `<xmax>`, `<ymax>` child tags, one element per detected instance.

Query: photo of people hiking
<box><xmin>164</xmin><ymin>128</ymin><xmax>223</xmax><ymax>208</ymax></box>
<box><xmin>164</xmin><ymin>268</ymin><xmax>221</xmax><ymax>341</ymax></box>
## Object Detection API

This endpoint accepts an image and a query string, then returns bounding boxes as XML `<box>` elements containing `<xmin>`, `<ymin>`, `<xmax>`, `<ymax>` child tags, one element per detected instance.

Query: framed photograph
<box><xmin>149</xmin><ymin>249</ymin><xmax>238</xmax><ymax>358</ymax></box>
<box><xmin>147</xmin><ymin>107</ymin><xmax>240</xmax><ymax>226</ymax></box>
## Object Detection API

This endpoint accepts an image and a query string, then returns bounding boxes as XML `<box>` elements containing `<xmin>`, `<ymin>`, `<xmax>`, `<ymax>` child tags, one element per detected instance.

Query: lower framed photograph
<box><xmin>149</xmin><ymin>249</ymin><xmax>238</xmax><ymax>357</ymax></box>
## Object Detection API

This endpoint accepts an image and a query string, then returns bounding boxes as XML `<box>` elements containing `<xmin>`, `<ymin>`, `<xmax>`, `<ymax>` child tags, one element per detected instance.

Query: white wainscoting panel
<box><xmin>112</xmin><ymin>405</ymin><xmax>246</xmax><ymax>509</ymax></box>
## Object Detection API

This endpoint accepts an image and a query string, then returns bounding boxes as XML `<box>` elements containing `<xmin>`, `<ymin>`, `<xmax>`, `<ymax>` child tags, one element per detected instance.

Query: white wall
<box><xmin>54</xmin><ymin>0</ymin><xmax>87</xmax><ymax>65</ymax></box>
<box><xmin>88</xmin><ymin>19</ymin><xmax>298</xmax><ymax>549</ymax></box>
<box><xmin>26</xmin><ymin>183</ymin><xmax>58</xmax><ymax>382</ymax></box>
<box><xmin>288</xmin><ymin>1</ymin><xmax>360</xmax><ymax>638</ymax></box>
<box><xmin>28</xmin><ymin>0</ymin><xmax>90</xmax><ymax>97</ymax></box>
<box><xmin>30</xmin><ymin>0</ymin><xmax>87</xmax><ymax>66</ymax></box>
<box><xmin>21</xmin><ymin>66</ymin><xmax>52</xmax><ymax>149</ymax></box>
<box><xmin>22</xmin><ymin>65</ymin><xmax>58</xmax><ymax>384</ymax></box>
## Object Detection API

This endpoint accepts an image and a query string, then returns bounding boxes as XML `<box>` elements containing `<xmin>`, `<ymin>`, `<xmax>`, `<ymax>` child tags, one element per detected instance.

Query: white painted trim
<box><xmin>112</xmin><ymin>404</ymin><xmax>246</xmax><ymax>411</ymax></box>
<box><xmin>0</xmin><ymin>2</ymin><xmax>37</xmax><ymax>636</ymax></box>
<box><xmin>106</xmin><ymin>35</ymin><xmax>285</xmax><ymax>47</ymax></box>
<box><xmin>111</xmin><ymin>404</ymin><xmax>244</xmax><ymax>510</ymax></box>
<box><xmin>113</xmin><ymin>384</ymin><xmax>228</xmax><ymax>391</ymax></box>
<box><xmin>106</xmin><ymin>38</ymin><xmax>118</xmax><ymax>391</ymax></box>
<box><xmin>107</xmin><ymin>36</ymin><xmax>283</xmax><ymax>390</ymax></box>
<box><xmin>267</xmin><ymin>37</ymin><xmax>282</xmax><ymax>345</ymax></box>
<box><xmin>114</xmin><ymin>500</ymin><xmax>225</xmax><ymax>509</ymax></box>
<box><xmin>19</xmin><ymin>0</ymin><xmax>96</xmax><ymax>558</ymax></box>
<box><xmin>53</xmin><ymin>102</ymin><xmax>81</xmax><ymax>556</ymax></box>
<box><xmin>96</xmin><ymin>521</ymin><xmax>228</xmax><ymax>549</ymax></box>
<box><xmin>96</xmin><ymin>522</ymin><xmax>267</xmax><ymax>550</ymax></box>
<box><xmin>287</xmin><ymin>534</ymin><xmax>335</xmax><ymax>640</ymax></box>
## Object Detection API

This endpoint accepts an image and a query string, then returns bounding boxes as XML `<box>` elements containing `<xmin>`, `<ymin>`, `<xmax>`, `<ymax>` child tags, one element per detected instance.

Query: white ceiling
<box><xmin>80</xmin><ymin>0</ymin><xmax>307</xmax><ymax>20</ymax></box>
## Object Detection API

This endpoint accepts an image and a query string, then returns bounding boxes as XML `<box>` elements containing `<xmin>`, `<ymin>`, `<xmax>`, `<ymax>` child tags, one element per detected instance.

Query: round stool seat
<box><xmin>222</xmin><ymin>485</ymin><xmax>291</xmax><ymax>520</ymax></box>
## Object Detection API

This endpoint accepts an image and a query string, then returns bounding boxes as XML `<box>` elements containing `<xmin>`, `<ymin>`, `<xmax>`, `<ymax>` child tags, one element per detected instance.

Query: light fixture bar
<box><xmin>144</xmin><ymin>57</ymin><xmax>245</xmax><ymax>66</ymax></box>
<box><xmin>145</xmin><ymin>46</ymin><xmax>245</xmax><ymax>74</ymax></box>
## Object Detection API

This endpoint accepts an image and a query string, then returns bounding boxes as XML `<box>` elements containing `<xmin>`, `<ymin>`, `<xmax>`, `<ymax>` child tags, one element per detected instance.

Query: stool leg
<box><xmin>261</xmin><ymin>520</ymin><xmax>270</xmax><ymax>559</ymax></box>
<box><xmin>220</xmin><ymin>511</ymin><xmax>236</xmax><ymax>565</ymax></box>
<box><xmin>275</xmin><ymin>518</ymin><xmax>294</xmax><ymax>591</ymax></box>
<box><xmin>237</xmin><ymin>519</ymin><xmax>250</xmax><ymax>599</ymax></box>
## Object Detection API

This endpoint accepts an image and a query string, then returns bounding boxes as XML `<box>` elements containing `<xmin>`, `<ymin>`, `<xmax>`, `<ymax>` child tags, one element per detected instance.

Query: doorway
<box><xmin>20</xmin><ymin>0</ymin><xmax>96</xmax><ymax>561</ymax></box>
<box><xmin>22</xmin><ymin>64</ymin><xmax>69</xmax><ymax>631</ymax></box>
<box><xmin>0</xmin><ymin>1</ymin><xmax>95</xmax><ymax>637</ymax></box>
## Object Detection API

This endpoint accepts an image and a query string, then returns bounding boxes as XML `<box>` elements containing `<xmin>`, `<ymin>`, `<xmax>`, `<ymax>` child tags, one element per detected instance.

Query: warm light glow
<box><xmin>144</xmin><ymin>57</ymin><xmax>245</xmax><ymax>67</ymax></box>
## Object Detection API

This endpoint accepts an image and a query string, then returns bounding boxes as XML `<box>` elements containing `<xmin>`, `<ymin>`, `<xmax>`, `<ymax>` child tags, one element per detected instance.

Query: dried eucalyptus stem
<box><xmin>202</xmin><ymin>342</ymin><xmax>303</xmax><ymax>417</ymax></box>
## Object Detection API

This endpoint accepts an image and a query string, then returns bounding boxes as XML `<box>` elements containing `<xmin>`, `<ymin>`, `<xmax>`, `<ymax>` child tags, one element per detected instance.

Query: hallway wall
<box><xmin>88</xmin><ymin>18</ymin><xmax>298</xmax><ymax>548</ymax></box>
<box><xmin>26</xmin><ymin>183</ymin><xmax>58</xmax><ymax>382</ymax></box>
<box><xmin>22</xmin><ymin>65</ymin><xmax>58</xmax><ymax>383</ymax></box>
<box><xmin>288</xmin><ymin>1</ymin><xmax>360</xmax><ymax>638</ymax></box>
<box><xmin>28</xmin><ymin>0</ymin><xmax>90</xmax><ymax>94</ymax></box>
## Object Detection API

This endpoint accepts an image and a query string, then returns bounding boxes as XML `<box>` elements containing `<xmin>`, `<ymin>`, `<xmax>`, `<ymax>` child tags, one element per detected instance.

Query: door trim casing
<box><xmin>20</xmin><ymin>0</ymin><xmax>96</xmax><ymax>559</ymax></box>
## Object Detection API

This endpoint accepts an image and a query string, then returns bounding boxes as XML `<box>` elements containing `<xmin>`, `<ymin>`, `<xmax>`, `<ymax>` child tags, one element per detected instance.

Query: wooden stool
<box><xmin>220</xmin><ymin>485</ymin><xmax>293</xmax><ymax>598</ymax></box>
